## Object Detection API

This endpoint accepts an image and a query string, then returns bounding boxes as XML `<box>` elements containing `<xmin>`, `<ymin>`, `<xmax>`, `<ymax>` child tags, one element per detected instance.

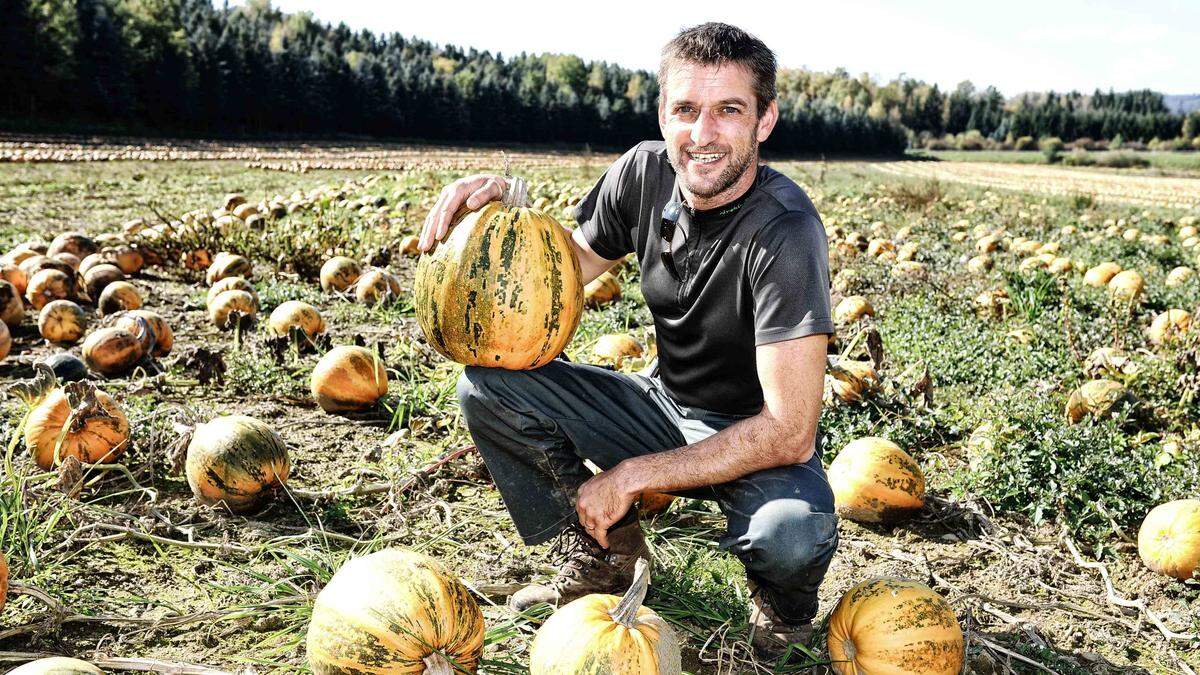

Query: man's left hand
<box><xmin>575</xmin><ymin>462</ymin><xmax>641</xmax><ymax>548</ymax></box>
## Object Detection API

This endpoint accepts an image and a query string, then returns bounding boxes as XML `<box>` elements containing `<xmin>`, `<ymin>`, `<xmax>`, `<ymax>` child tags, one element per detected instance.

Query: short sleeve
<box><xmin>747</xmin><ymin>211</ymin><xmax>835</xmax><ymax>345</ymax></box>
<box><xmin>574</xmin><ymin>144</ymin><xmax>640</xmax><ymax>260</ymax></box>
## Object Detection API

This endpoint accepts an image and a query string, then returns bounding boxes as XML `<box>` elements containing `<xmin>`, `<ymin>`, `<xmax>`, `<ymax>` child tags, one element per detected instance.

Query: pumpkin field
<box><xmin>0</xmin><ymin>141</ymin><xmax>1198</xmax><ymax>674</ymax></box>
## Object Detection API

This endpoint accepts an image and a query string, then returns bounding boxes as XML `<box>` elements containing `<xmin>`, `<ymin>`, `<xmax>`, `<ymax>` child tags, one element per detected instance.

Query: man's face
<box><xmin>658</xmin><ymin>61</ymin><xmax>778</xmax><ymax>204</ymax></box>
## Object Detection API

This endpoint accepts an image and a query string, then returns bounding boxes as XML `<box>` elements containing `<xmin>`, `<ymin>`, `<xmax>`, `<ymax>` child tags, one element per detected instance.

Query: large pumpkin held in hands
<box><xmin>414</xmin><ymin>182</ymin><xmax>584</xmax><ymax>369</ymax></box>
<box><xmin>828</xmin><ymin>437</ymin><xmax>925</xmax><ymax>523</ymax></box>
<box><xmin>827</xmin><ymin>578</ymin><xmax>964</xmax><ymax>675</ymax></box>
<box><xmin>306</xmin><ymin>548</ymin><xmax>485</xmax><ymax>675</ymax></box>
<box><xmin>1137</xmin><ymin>499</ymin><xmax>1200</xmax><ymax>580</ymax></box>
<box><xmin>185</xmin><ymin>415</ymin><xmax>290</xmax><ymax>512</ymax></box>
<box><xmin>529</xmin><ymin>558</ymin><xmax>680</xmax><ymax>674</ymax></box>
<box><xmin>24</xmin><ymin>382</ymin><xmax>130</xmax><ymax>470</ymax></box>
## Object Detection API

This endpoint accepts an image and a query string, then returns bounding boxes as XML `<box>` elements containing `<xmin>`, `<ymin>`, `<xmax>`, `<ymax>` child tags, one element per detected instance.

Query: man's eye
<box><xmin>721</xmin><ymin>107</ymin><xmax>741</xmax><ymax>114</ymax></box>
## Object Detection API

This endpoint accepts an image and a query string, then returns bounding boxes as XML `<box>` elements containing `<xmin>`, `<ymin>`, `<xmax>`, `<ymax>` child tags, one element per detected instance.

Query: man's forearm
<box><xmin>619</xmin><ymin>410</ymin><xmax>816</xmax><ymax>495</ymax></box>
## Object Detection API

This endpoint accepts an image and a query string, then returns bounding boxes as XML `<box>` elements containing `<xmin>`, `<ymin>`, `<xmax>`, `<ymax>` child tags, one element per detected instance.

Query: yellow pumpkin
<box><xmin>185</xmin><ymin>415</ymin><xmax>290</xmax><ymax>512</ymax></box>
<box><xmin>26</xmin><ymin>268</ymin><xmax>74</xmax><ymax>311</ymax></box>
<box><xmin>400</xmin><ymin>234</ymin><xmax>421</xmax><ymax>256</ymax></box>
<box><xmin>207</xmin><ymin>276</ymin><xmax>256</xmax><ymax>309</ymax></box>
<box><xmin>206</xmin><ymin>253</ymin><xmax>252</xmax><ymax>285</ymax></box>
<box><xmin>584</xmin><ymin>270</ymin><xmax>622</xmax><ymax>307</ymax></box>
<box><xmin>1065</xmin><ymin>379</ymin><xmax>1129</xmax><ymax>424</ymax></box>
<box><xmin>38</xmin><ymin>300</ymin><xmax>88</xmax><ymax>344</ymax></box>
<box><xmin>1084</xmin><ymin>262</ymin><xmax>1121</xmax><ymax>287</ymax></box>
<box><xmin>1165</xmin><ymin>266</ymin><xmax>1193</xmax><ymax>287</ymax></box>
<box><xmin>269</xmin><ymin>301</ymin><xmax>326</xmax><ymax>339</ymax></box>
<box><xmin>78</xmin><ymin>252</ymin><xmax>116</xmax><ymax>276</ymax></box>
<box><xmin>413</xmin><ymin>197</ymin><xmax>584</xmax><ymax>369</ymax></box>
<box><xmin>311</xmin><ymin>346</ymin><xmax>389</xmax><ymax>413</ymax></box>
<box><xmin>826</xmin><ymin>360</ymin><xmax>880</xmax><ymax>404</ymax></box>
<box><xmin>81</xmin><ymin>326</ymin><xmax>146</xmax><ymax>377</ymax></box>
<box><xmin>0</xmin><ymin>279</ymin><xmax>25</xmax><ymax>327</ymax></box>
<box><xmin>828</xmin><ymin>578</ymin><xmax>964</xmax><ymax>675</ymax></box>
<box><xmin>8</xmin><ymin>657</ymin><xmax>104</xmax><ymax>674</ymax></box>
<box><xmin>354</xmin><ymin>269</ymin><xmax>402</xmax><ymax>306</ymax></box>
<box><xmin>592</xmin><ymin>334</ymin><xmax>643</xmax><ymax>368</ymax></box>
<box><xmin>115</xmin><ymin>310</ymin><xmax>173</xmax><ymax>357</ymax></box>
<box><xmin>529</xmin><ymin>559</ymin><xmax>680</xmax><ymax>675</ymax></box>
<box><xmin>307</xmin><ymin>548</ymin><xmax>485</xmax><ymax>675</ymax></box>
<box><xmin>208</xmin><ymin>289</ymin><xmax>259</xmax><ymax>329</ymax></box>
<box><xmin>1</xmin><ymin>260</ymin><xmax>28</xmax><ymax>296</ymax></box>
<box><xmin>97</xmin><ymin>280</ymin><xmax>142</xmax><ymax>316</ymax></box>
<box><xmin>319</xmin><ymin>256</ymin><xmax>361</xmax><ymax>292</ymax></box>
<box><xmin>1148</xmin><ymin>309</ymin><xmax>1191</xmax><ymax>346</ymax></box>
<box><xmin>1137</xmin><ymin>499</ymin><xmax>1200</xmax><ymax>581</ymax></box>
<box><xmin>47</xmin><ymin>231</ymin><xmax>98</xmax><ymax>259</ymax></box>
<box><xmin>24</xmin><ymin>385</ymin><xmax>130</xmax><ymax>470</ymax></box>
<box><xmin>828</xmin><ymin>437</ymin><xmax>925</xmax><ymax>523</ymax></box>
<box><xmin>1107</xmin><ymin>270</ymin><xmax>1144</xmax><ymax>302</ymax></box>
<box><xmin>834</xmin><ymin>296</ymin><xmax>874</xmax><ymax>325</ymax></box>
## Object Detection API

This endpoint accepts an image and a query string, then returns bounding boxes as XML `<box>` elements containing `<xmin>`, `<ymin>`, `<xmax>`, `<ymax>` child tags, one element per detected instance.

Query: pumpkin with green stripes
<box><xmin>9</xmin><ymin>657</ymin><xmax>103</xmax><ymax>674</ymax></box>
<box><xmin>827</xmin><ymin>578</ymin><xmax>963</xmax><ymax>675</ymax></box>
<box><xmin>307</xmin><ymin>548</ymin><xmax>485</xmax><ymax>674</ymax></box>
<box><xmin>413</xmin><ymin>196</ymin><xmax>583</xmax><ymax>370</ymax></box>
<box><xmin>184</xmin><ymin>415</ymin><xmax>290</xmax><ymax>512</ymax></box>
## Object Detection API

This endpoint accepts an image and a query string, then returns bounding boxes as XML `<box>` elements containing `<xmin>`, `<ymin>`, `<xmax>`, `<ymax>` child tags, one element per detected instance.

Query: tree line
<box><xmin>0</xmin><ymin>0</ymin><xmax>1195</xmax><ymax>154</ymax></box>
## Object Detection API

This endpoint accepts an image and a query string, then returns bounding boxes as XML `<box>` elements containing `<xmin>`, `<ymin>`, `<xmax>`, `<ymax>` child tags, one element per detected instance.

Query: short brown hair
<box><xmin>658</xmin><ymin>22</ymin><xmax>777</xmax><ymax>117</ymax></box>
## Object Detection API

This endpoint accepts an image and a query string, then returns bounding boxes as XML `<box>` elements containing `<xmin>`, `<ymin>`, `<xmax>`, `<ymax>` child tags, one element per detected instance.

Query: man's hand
<box><xmin>418</xmin><ymin>173</ymin><xmax>508</xmax><ymax>252</ymax></box>
<box><xmin>575</xmin><ymin>464</ymin><xmax>642</xmax><ymax>548</ymax></box>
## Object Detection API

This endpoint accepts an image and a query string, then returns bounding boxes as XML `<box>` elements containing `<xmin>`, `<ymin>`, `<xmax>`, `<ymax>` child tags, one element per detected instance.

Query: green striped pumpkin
<box><xmin>414</xmin><ymin>200</ymin><xmax>583</xmax><ymax>369</ymax></box>
<box><xmin>184</xmin><ymin>415</ymin><xmax>290</xmax><ymax>513</ymax></box>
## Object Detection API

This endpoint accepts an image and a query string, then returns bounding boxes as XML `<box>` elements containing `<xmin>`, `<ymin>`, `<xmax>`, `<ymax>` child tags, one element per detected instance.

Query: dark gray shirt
<box><xmin>577</xmin><ymin>140</ymin><xmax>834</xmax><ymax>416</ymax></box>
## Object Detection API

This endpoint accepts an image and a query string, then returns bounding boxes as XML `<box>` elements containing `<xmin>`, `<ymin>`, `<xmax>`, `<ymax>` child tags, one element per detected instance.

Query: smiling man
<box><xmin>419</xmin><ymin>22</ymin><xmax>837</xmax><ymax>659</ymax></box>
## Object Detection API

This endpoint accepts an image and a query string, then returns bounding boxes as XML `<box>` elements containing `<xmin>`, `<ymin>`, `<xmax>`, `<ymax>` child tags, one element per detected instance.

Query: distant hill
<box><xmin>1164</xmin><ymin>95</ymin><xmax>1200</xmax><ymax>114</ymax></box>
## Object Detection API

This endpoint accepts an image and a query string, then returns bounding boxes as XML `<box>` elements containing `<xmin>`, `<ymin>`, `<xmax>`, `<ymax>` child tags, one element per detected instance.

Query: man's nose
<box><xmin>690</xmin><ymin>108</ymin><xmax>718</xmax><ymax>147</ymax></box>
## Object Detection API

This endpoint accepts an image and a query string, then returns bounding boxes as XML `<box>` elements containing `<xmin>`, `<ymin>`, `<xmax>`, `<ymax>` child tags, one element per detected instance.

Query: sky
<box><xmin>255</xmin><ymin>0</ymin><xmax>1199</xmax><ymax>96</ymax></box>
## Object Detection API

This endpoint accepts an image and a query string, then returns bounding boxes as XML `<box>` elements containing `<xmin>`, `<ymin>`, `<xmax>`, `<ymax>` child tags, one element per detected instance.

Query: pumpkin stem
<box><xmin>608</xmin><ymin>557</ymin><xmax>651</xmax><ymax>628</ymax></box>
<box><xmin>422</xmin><ymin>650</ymin><xmax>456</xmax><ymax>675</ymax></box>
<box><xmin>502</xmin><ymin>175</ymin><xmax>529</xmax><ymax>209</ymax></box>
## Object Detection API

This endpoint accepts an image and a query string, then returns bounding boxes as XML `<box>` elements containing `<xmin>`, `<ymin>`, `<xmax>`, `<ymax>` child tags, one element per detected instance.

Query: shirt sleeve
<box><xmin>574</xmin><ymin>144</ymin><xmax>640</xmax><ymax>260</ymax></box>
<box><xmin>746</xmin><ymin>211</ymin><xmax>835</xmax><ymax>345</ymax></box>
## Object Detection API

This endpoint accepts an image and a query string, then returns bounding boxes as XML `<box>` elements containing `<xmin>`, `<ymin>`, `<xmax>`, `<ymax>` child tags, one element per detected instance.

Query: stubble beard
<box><xmin>668</xmin><ymin>133</ymin><xmax>758</xmax><ymax>200</ymax></box>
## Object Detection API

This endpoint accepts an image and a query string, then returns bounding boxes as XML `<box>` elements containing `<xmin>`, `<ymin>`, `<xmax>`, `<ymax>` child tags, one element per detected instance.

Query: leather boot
<box><xmin>747</xmin><ymin>579</ymin><xmax>815</xmax><ymax>661</ymax></box>
<box><xmin>510</xmin><ymin>511</ymin><xmax>650</xmax><ymax>612</ymax></box>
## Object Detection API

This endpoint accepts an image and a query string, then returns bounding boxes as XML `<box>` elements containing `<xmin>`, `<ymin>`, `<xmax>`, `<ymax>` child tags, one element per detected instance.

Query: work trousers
<box><xmin>456</xmin><ymin>359</ymin><xmax>838</xmax><ymax>622</ymax></box>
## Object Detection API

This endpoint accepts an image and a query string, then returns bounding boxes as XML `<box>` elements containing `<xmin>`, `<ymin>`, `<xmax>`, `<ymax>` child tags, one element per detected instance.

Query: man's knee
<box><xmin>457</xmin><ymin>365</ymin><xmax>519</xmax><ymax>417</ymax></box>
<box><xmin>744</xmin><ymin>499</ymin><xmax>838</xmax><ymax>575</ymax></box>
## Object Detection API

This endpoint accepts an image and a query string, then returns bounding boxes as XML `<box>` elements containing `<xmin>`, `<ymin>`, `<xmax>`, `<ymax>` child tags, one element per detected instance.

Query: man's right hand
<box><xmin>418</xmin><ymin>173</ymin><xmax>509</xmax><ymax>252</ymax></box>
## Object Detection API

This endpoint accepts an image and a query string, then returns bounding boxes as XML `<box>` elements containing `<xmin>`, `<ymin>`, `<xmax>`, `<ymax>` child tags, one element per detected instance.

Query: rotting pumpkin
<box><xmin>82</xmin><ymin>326</ymin><xmax>147</xmax><ymax>377</ymax></box>
<box><xmin>24</xmin><ymin>382</ymin><xmax>130</xmax><ymax>470</ymax></box>
<box><xmin>306</xmin><ymin>548</ymin><xmax>485</xmax><ymax>675</ymax></box>
<box><xmin>827</xmin><ymin>437</ymin><xmax>925</xmax><ymax>523</ymax></box>
<box><xmin>413</xmin><ymin>186</ymin><xmax>584</xmax><ymax>369</ymax></box>
<box><xmin>184</xmin><ymin>415</ymin><xmax>290</xmax><ymax>513</ymax></box>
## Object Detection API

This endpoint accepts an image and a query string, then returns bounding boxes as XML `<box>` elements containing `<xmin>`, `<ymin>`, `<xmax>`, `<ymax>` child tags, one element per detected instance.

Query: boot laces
<box><xmin>546</xmin><ymin>522</ymin><xmax>607</xmax><ymax>583</ymax></box>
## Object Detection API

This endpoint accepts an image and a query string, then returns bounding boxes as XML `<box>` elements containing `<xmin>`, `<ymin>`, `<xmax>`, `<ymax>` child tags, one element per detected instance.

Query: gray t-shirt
<box><xmin>576</xmin><ymin>140</ymin><xmax>834</xmax><ymax>416</ymax></box>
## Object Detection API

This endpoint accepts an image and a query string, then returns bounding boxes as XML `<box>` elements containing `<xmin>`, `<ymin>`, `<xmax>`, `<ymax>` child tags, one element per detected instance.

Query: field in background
<box><xmin>0</xmin><ymin>142</ymin><xmax>1198</xmax><ymax>674</ymax></box>
<box><xmin>915</xmin><ymin>149</ymin><xmax>1200</xmax><ymax>174</ymax></box>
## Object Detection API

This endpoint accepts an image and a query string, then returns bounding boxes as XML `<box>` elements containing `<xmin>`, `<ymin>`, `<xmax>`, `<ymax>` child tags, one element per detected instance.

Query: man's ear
<box><xmin>756</xmin><ymin>99</ymin><xmax>779</xmax><ymax>143</ymax></box>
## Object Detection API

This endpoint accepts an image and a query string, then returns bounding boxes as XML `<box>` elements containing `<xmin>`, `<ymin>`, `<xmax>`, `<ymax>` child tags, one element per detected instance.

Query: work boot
<box><xmin>510</xmin><ymin>511</ymin><xmax>650</xmax><ymax>612</ymax></box>
<box><xmin>747</xmin><ymin>579</ymin><xmax>815</xmax><ymax>662</ymax></box>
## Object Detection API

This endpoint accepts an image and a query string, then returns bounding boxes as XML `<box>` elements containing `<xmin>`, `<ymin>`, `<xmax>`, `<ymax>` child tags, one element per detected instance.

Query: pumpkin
<box><xmin>223</xmin><ymin>193</ymin><xmax>246</xmax><ymax>211</ymax></box>
<box><xmin>400</xmin><ymin>234</ymin><xmax>421</xmax><ymax>256</ymax></box>
<box><xmin>866</xmin><ymin>238</ymin><xmax>895</xmax><ymax>258</ymax></box>
<box><xmin>232</xmin><ymin>203</ymin><xmax>258</xmax><ymax>221</ymax></box>
<box><xmin>110</xmin><ymin>246</ymin><xmax>144</xmax><ymax>275</ymax></box>
<box><xmin>833</xmin><ymin>296</ymin><xmax>874</xmax><ymax>325</ymax></box>
<box><xmin>826</xmin><ymin>360</ymin><xmax>880</xmax><ymax>404</ymax></box>
<box><xmin>1137</xmin><ymin>499</ymin><xmax>1200</xmax><ymax>580</ymax></box>
<box><xmin>354</xmin><ymin>269</ymin><xmax>402</xmax><ymax>306</ymax></box>
<box><xmin>38</xmin><ymin>300</ymin><xmax>88</xmax><ymax>344</ymax></box>
<box><xmin>529</xmin><ymin>558</ymin><xmax>680</xmax><ymax>675</ymax></box>
<box><xmin>1107</xmin><ymin>270</ymin><xmax>1144</xmax><ymax>302</ymax></box>
<box><xmin>311</xmin><ymin>346</ymin><xmax>388</xmax><ymax>413</ymax></box>
<box><xmin>182</xmin><ymin>248</ymin><xmax>213</xmax><ymax>271</ymax></box>
<box><xmin>3</xmin><ymin>242</ymin><xmax>44</xmax><ymax>266</ymax></box>
<box><xmin>1</xmin><ymin>260</ymin><xmax>28</xmax><ymax>296</ymax></box>
<box><xmin>1065</xmin><ymin>379</ymin><xmax>1130</xmax><ymax>424</ymax></box>
<box><xmin>26</xmin><ymin>268</ymin><xmax>74</xmax><ymax>311</ymax></box>
<box><xmin>973</xmin><ymin>289</ymin><xmax>1010</xmax><ymax>319</ymax></box>
<box><xmin>0</xmin><ymin>321</ymin><xmax>9</xmax><ymax>361</ymax></box>
<box><xmin>8</xmin><ymin>657</ymin><xmax>104</xmax><ymax>675</ymax></box>
<box><xmin>1148</xmin><ymin>309</ymin><xmax>1191</xmax><ymax>346</ymax></box>
<box><xmin>891</xmin><ymin>260</ymin><xmax>928</xmax><ymax>280</ymax></box>
<box><xmin>1084</xmin><ymin>262</ymin><xmax>1121</xmax><ymax>287</ymax></box>
<box><xmin>639</xmin><ymin>491</ymin><xmax>676</xmax><ymax>516</ymax></box>
<box><xmin>81</xmin><ymin>327</ymin><xmax>146</xmax><ymax>377</ymax></box>
<box><xmin>54</xmin><ymin>252</ymin><xmax>81</xmax><ymax>270</ymax></box>
<box><xmin>97</xmin><ymin>281</ymin><xmax>142</xmax><ymax>316</ymax></box>
<box><xmin>827</xmin><ymin>578</ymin><xmax>964</xmax><ymax>675</ymax></box>
<box><xmin>82</xmin><ymin>263</ymin><xmax>124</xmax><ymax>302</ymax></box>
<box><xmin>1083</xmin><ymin>347</ymin><xmax>1137</xmax><ymax>379</ymax></box>
<box><xmin>584</xmin><ymin>270</ymin><xmax>622</xmax><ymax>307</ymax></box>
<box><xmin>319</xmin><ymin>256</ymin><xmax>361</xmax><ymax>292</ymax></box>
<box><xmin>414</xmin><ymin>193</ymin><xmax>584</xmax><ymax>370</ymax></box>
<box><xmin>1166</xmin><ymin>266</ymin><xmax>1194</xmax><ymax>287</ymax></box>
<box><xmin>0</xmin><ymin>550</ymin><xmax>6</xmax><ymax>614</ymax></box>
<box><xmin>206</xmin><ymin>253</ymin><xmax>252</xmax><ymax>285</ymax></box>
<box><xmin>78</xmin><ymin>252</ymin><xmax>116</xmax><ymax>276</ymax></box>
<box><xmin>307</xmin><ymin>548</ymin><xmax>485</xmax><ymax>675</ymax></box>
<box><xmin>828</xmin><ymin>437</ymin><xmax>925</xmax><ymax>523</ymax></box>
<box><xmin>592</xmin><ymin>334</ymin><xmax>643</xmax><ymax>368</ymax></box>
<box><xmin>185</xmin><ymin>415</ymin><xmax>290</xmax><ymax>512</ymax></box>
<box><xmin>208</xmin><ymin>289</ymin><xmax>259</xmax><ymax>329</ymax></box>
<box><xmin>0</xmin><ymin>279</ymin><xmax>24</xmax><ymax>327</ymax></box>
<box><xmin>47</xmin><ymin>231</ymin><xmax>98</xmax><ymax>259</ymax></box>
<box><xmin>24</xmin><ymin>384</ymin><xmax>130</xmax><ymax>469</ymax></box>
<box><xmin>115</xmin><ymin>310</ymin><xmax>173</xmax><ymax>357</ymax></box>
<box><xmin>269</xmin><ymin>301</ymin><xmax>326</xmax><ymax>339</ymax></box>
<box><xmin>207</xmin><ymin>276</ymin><xmax>256</xmax><ymax>309</ymax></box>
<box><xmin>41</xmin><ymin>352</ymin><xmax>89</xmax><ymax>383</ymax></box>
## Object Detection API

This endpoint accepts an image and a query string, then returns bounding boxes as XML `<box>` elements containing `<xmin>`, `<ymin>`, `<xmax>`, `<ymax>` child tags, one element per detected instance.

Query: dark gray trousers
<box><xmin>456</xmin><ymin>359</ymin><xmax>838</xmax><ymax>622</ymax></box>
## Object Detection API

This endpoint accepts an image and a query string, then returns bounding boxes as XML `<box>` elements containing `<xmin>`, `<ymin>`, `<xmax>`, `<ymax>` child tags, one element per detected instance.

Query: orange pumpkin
<box><xmin>639</xmin><ymin>491</ymin><xmax>676</xmax><ymax>516</ymax></box>
<box><xmin>0</xmin><ymin>280</ymin><xmax>24</xmax><ymax>328</ymax></box>
<box><xmin>185</xmin><ymin>415</ymin><xmax>290</xmax><ymax>512</ymax></box>
<box><xmin>206</xmin><ymin>253</ymin><xmax>252</xmax><ymax>285</ymax></box>
<box><xmin>82</xmin><ymin>263</ymin><xmax>124</xmax><ymax>302</ymax></box>
<box><xmin>81</xmin><ymin>327</ymin><xmax>146</xmax><ymax>377</ymax></box>
<box><xmin>53</xmin><ymin>252</ymin><xmax>81</xmax><ymax>270</ymax></box>
<box><xmin>354</xmin><ymin>269</ymin><xmax>402</xmax><ymax>306</ymax></box>
<box><xmin>206</xmin><ymin>276</ymin><xmax>256</xmax><ymax>309</ymax></box>
<box><xmin>1137</xmin><ymin>499</ymin><xmax>1200</xmax><ymax>580</ymax></box>
<box><xmin>584</xmin><ymin>271</ymin><xmax>621</xmax><ymax>307</ymax></box>
<box><xmin>834</xmin><ymin>296</ymin><xmax>874</xmax><ymax>325</ymax></box>
<box><xmin>208</xmin><ymin>289</ymin><xmax>259</xmax><ymax>329</ymax></box>
<box><xmin>97</xmin><ymin>280</ymin><xmax>142</xmax><ymax>316</ymax></box>
<box><xmin>111</xmin><ymin>246</ymin><xmax>144</xmax><ymax>275</ymax></box>
<box><xmin>320</xmin><ymin>256</ymin><xmax>361</xmax><ymax>292</ymax></box>
<box><xmin>827</xmin><ymin>578</ymin><xmax>964</xmax><ymax>675</ymax></box>
<box><xmin>268</xmin><ymin>301</ymin><xmax>326</xmax><ymax>339</ymax></box>
<box><xmin>115</xmin><ymin>310</ymin><xmax>173</xmax><ymax>357</ymax></box>
<box><xmin>24</xmin><ymin>385</ymin><xmax>130</xmax><ymax>469</ymax></box>
<box><xmin>1</xmin><ymin>260</ymin><xmax>28</xmax><ymax>296</ymax></box>
<box><xmin>182</xmin><ymin>248</ymin><xmax>213</xmax><ymax>271</ymax></box>
<box><xmin>38</xmin><ymin>300</ymin><xmax>88</xmax><ymax>344</ymax></box>
<box><xmin>311</xmin><ymin>346</ymin><xmax>389</xmax><ymax>412</ymax></box>
<box><xmin>0</xmin><ymin>550</ymin><xmax>7</xmax><ymax>615</ymax></box>
<box><xmin>0</xmin><ymin>321</ymin><xmax>9</xmax><ymax>361</ymax></box>
<box><xmin>26</xmin><ymin>268</ymin><xmax>74</xmax><ymax>311</ymax></box>
<box><xmin>78</xmin><ymin>252</ymin><xmax>116</xmax><ymax>276</ymax></box>
<box><xmin>828</xmin><ymin>437</ymin><xmax>925</xmax><ymax>523</ymax></box>
<box><xmin>47</xmin><ymin>231</ymin><xmax>98</xmax><ymax>259</ymax></box>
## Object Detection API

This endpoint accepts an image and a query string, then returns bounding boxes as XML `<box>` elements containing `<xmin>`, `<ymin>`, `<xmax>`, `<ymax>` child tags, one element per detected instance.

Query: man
<box><xmin>418</xmin><ymin>22</ymin><xmax>836</xmax><ymax>658</ymax></box>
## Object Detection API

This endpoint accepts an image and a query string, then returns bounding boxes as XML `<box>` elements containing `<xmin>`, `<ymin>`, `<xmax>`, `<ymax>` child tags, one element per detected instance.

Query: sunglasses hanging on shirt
<box><xmin>659</xmin><ymin>200</ymin><xmax>684</xmax><ymax>282</ymax></box>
